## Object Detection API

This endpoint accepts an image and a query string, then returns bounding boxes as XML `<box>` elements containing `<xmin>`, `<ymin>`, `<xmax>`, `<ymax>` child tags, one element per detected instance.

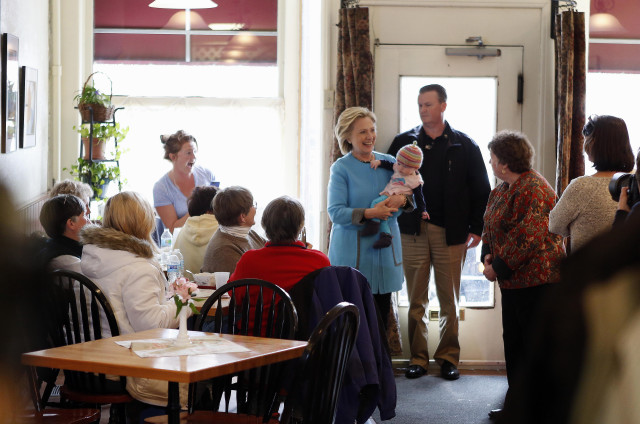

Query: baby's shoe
<box><xmin>361</xmin><ymin>220</ymin><xmax>380</xmax><ymax>237</ymax></box>
<box><xmin>373</xmin><ymin>232</ymin><xmax>392</xmax><ymax>249</ymax></box>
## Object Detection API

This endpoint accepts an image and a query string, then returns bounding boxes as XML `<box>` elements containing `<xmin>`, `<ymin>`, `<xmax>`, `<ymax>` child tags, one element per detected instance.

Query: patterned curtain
<box><xmin>555</xmin><ymin>11</ymin><xmax>586</xmax><ymax>196</ymax></box>
<box><xmin>331</xmin><ymin>6</ymin><xmax>373</xmax><ymax>164</ymax></box>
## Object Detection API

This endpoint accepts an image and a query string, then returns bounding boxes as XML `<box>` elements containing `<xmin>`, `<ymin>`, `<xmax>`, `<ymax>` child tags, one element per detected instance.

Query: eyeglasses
<box><xmin>253</xmin><ymin>201</ymin><xmax>258</xmax><ymax>209</ymax></box>
<box><xmin>582</xmin><ymin>115</ymin><xmax>597</xmax><ymax>137</ymax></box>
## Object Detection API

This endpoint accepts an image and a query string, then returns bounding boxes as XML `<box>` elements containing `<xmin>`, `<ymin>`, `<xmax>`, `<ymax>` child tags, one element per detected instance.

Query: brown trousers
<box><xmin>401</xmin><ymin>222</ymin><xmax>466</xmax><ymax>369</ymax></box>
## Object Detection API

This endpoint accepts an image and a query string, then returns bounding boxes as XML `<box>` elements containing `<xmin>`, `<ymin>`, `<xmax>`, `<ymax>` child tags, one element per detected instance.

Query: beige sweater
<box><xmin>549</xmin><ymin>175</ymin><xmax>617</xmax><ymax>251</ymax></box>
<box><xmin>201</xmin><ymin>229</ymin><xmax>265</xmax><ymax>273</ymax></box>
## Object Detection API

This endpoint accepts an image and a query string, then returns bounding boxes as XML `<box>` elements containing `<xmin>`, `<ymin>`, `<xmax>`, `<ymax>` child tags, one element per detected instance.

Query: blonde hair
<box><xmin>103</xmin><ymin>192</ymin><xmax>156</xmax><ymax>245</ymax></box>
<box><xmin>334</xmin><ymin>107</ymin><xmax>376</xmax><ymax>155</ymax></box>
<box><xmin>50</xmin><ymin>179</ymin><xmax>93</xmax><ymax>206</ymax></box>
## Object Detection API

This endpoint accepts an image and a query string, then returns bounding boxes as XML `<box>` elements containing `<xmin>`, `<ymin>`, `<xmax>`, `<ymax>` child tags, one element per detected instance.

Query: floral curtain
<box><xmin>331</xmin><ymin>7</ymin><xmax>373</xmax><ymax>164</ymax></box>
<box><xmin>555</xmin><ymin>11</ymin><xmax>586</xmax><ymax>196</ymax></box>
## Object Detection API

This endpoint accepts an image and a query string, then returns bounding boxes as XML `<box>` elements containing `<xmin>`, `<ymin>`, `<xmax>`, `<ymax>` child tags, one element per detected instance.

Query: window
<box><xmin>586</xmin><ymin>2</ymin><xmax>640</xmax><ymax>162</ymax></box>
<box><xmin>398</xmin><ymin>76</ymin><xmax>497</xmax><ymax>308</ymax></box>
<box><xmin>91</xmin><ymin>0</ymin><xmax>293</xmax><ymax>230</ymax></box>
<box><xmin>94</xmin><ymin>0</ymin><xmax>278</xmax><ymax>97</ymax></box>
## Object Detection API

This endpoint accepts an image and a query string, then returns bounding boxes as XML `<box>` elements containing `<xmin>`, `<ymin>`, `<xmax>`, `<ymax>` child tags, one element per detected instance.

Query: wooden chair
<box><xmin>278</xmin><ymin>302</ymin><xmax>360</xmax><ymax>424</ymax></box>
<box><xmin>146</xmin><ymin>279</ymin><xmax>298</xmax><ymax>424</ymax></box>
<box><xmin>18</xmin><ymin>363</ymin><xmax>101</xmax><ymax>424</ymax></box>
<box><xmin>46</xmin><ymin>269</ymin><xmax>133</xmax><ymax>423</ymax></box>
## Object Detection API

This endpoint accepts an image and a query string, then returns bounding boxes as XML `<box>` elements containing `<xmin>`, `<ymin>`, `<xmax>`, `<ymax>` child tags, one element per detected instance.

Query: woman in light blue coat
<box><xmin>328</xmin><ymin>107</ymin><xmax>413</xmax><ymax>327</ymax></box>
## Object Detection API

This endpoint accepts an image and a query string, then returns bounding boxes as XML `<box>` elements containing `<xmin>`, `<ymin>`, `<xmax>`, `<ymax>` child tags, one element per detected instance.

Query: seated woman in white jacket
<box><xmin>173</xmin><ymin>185</ymin><xmax>219</xmax><ymax>274</ymax></box>
<box><xmin>79</xmin><ymin>191</ymin><xmax>188</xmax><ymax>415</ymax></box>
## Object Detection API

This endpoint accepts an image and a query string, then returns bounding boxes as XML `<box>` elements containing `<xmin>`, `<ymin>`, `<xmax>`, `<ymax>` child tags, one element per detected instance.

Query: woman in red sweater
<box><xmin>229</xmin><ymin>196</ymin><xmax>330</xmax><ymax>331</ymax></box>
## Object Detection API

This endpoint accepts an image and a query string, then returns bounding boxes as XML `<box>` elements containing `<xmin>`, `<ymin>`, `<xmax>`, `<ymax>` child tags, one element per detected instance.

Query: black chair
<box><xmin>46</xmin><ymin>269</ymin><xmax>133</xmax><ymax>423</ymax></box>
<box><xmin>19</xmin><ymin>366</ymin><xmax>101</xmax><ymax>424</ymax></box>
<box><xmin>279</xmin><ymin>302</ymin><xmax>360</xmax><ymax>424</ymax></box>
<box><xmin>146</xmin><ymin>279</ymin><xmax>298</xmax><ymax>424</ymax></box>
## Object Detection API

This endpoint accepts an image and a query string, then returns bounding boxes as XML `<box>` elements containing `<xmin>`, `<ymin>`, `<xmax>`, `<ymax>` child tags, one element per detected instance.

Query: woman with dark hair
<box><xmin>173</xmin><ymin>186</ymin><xmax>219</xmax><ymax>274</ymax></box>
<box><xmin>228</xmin><ymin>195</ymin><xmax>330</xmax><ymax>332</ymax></box>
<box><xmin>230</xmin><ymin>195</ymin><xmax>329</xmax><ymax>288</ymax></box>
<box><xmin>37</xmin><ymin>194</ymin><xmax>88</xmax><ymax>270</ymax></box>
<box><xmin>614</xmin><ymin>150</ymin><xmax>640</xmax><ymax>225</ymax></box>
<box><xmin>153</xmin><ymin>130</ymin><xmax>216</xmax><ymax>232</ymax></box>
<box><xmin>550</xmin><ymin>115</ymin><xmax>635</xmax><ymax>251</ymax></box>
<box><xmin>201</xmin><ymin>186</ymin><xmax>265</xmax><ymax>273</ymax></box>
<box><xmin>481</xmin><ymin>130</ymin><xmax>565</xmax><ymax>421</ymax></box>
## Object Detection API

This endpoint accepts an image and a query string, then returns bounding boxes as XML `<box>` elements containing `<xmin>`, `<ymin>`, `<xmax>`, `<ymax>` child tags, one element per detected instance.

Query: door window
<box><xmin>399</xmin><ymin>76</ymin><xmax>497</xmax><ymax>308</ymax></box>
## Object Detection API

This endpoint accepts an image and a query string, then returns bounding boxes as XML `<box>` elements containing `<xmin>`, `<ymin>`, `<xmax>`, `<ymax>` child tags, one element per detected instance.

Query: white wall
<box><xmin>0</xmin><ymin>0</ymin><xmax>49</xmax><ymax>206</ymax></box>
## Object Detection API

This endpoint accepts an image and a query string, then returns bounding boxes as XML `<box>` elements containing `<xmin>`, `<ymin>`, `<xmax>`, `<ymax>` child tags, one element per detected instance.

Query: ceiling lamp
<box><xmin>208</xmin><ymin>23</ymin><xmax>246</xmax><ymax>31</ymax></box>
<box><xmin>165</xmin><ymin>11</ymin><xmax>208</xmax><ymax>29</ymax></box>
<box><xmin>149</xmin><ymin>0</ymin><xmax>218</xmax><ymax>9</ymax></box>
<box><xmin>590</xmin><ymin>13</ymin><xmax>625</xmax><ymax>32</ymax></box>
<box><xmin>589</xmin><ymin>0</ymin><xmax>625</xmax><ymax>33</ymax></box>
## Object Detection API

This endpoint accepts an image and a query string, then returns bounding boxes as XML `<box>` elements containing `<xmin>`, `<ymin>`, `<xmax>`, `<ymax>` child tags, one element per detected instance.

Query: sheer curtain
<box><xmin>111</xmin><ymin>96</ymin><xmax>286</xmax><ymax>231</ymax></box>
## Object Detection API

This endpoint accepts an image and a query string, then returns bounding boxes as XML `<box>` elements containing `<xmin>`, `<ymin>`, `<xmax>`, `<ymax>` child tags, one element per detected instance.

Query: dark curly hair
<box><xmin>187</xmin><ymin>186</ymin><xmax>218</xmax><ymax>217</ymax></box>
<box><xmin>488</xmin><ymin>130</ymin><xmax>534</xmax><ymax>174</ymax></box>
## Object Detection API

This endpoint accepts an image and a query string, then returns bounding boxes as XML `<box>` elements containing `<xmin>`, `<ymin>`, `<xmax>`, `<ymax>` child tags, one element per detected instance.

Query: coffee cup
<box><xmin>214</xmin><ymin>272</ymin><xmax>230</xmax><ymax>289</ymax></box>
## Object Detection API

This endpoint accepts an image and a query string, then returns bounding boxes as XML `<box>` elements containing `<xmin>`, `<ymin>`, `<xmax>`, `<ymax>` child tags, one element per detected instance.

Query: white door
<box><xmin>374</xmin><ymin>44</ymin><xmax>523</xmax><ymax>363</ymax></box>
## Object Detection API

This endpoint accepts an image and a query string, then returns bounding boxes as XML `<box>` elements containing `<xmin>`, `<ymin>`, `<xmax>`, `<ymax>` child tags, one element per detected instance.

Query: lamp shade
<box><xmin>590</xmin><ymin>13</ymin><xmax>625</xmax><ymax>33</ymax></box>
<box><xmin>149</xmin><ymin>0</ymin><xmax>218</xmax><ymax>9</ymax></box>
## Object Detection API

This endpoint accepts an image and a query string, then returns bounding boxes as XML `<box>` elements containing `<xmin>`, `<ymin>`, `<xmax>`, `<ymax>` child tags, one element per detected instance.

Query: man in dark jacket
<box><xmin>388</xmin><ymin>84</ymin><xmax>491</xmax><ymax>381</ymax></box>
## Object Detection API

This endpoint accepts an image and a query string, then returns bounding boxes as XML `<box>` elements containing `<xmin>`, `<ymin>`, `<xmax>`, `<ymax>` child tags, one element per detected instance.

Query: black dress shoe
<box><xmin>488</xmin><ymin>409</ymin><xmax>503</xmax><ymax>421</ymax></box>
<box><xmin>405</xmin><ymin>364</ymin><xmax>427</xmax><ymax>379</ymax></box>
<box><xmin>440</xmin><ymin>360</ymin><xmax>460</xmax><ymax>380</ymax></box>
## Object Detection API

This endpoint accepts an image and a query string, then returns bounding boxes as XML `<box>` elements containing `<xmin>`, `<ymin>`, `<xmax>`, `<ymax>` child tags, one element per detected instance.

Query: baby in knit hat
<box><xmin>362</xmin><ymin>141</ymin><xmax>429</xmax><ymax>249</ymax></box>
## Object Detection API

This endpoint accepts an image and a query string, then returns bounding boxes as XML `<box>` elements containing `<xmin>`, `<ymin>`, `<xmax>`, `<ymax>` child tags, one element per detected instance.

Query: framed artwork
<box><xmin>19</xmin><ymin>66</ymin><xmax>37</xmax><ymax>148</ymax></box>
<box><xmin>1</xmin><ymin>33</ymin><xmax>19</xmax><ymax>154</ymax></box>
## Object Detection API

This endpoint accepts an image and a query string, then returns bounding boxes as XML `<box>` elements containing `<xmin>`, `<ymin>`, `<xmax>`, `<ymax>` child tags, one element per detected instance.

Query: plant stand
<box><xmin>76</xmin><ymin>106</ymin><xmax>124</xmax><ymax>199</ymax></box>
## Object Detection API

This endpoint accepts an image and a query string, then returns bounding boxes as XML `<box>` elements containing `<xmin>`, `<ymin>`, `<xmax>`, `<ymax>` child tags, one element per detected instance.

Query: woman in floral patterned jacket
<box><xmin>480</xmin><ymin>130</ymin><xmax>565</xmax><ymax>421</ymax></box>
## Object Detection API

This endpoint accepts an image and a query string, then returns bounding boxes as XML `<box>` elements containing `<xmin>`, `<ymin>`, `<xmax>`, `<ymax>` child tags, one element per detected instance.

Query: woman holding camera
<box><xmin>549</xmin><ymin>115</ymin><xmax>634</xmax><ymax>251</ymax></box>
<box><xmin>482</xmin><ymin>130</ymin><xmax>565</xmax><ymax>421</ymax></box>
<box><xmin>613</xmin><ymin>151</ymin><xmax>640</xmax><ymax>226</ymax></box>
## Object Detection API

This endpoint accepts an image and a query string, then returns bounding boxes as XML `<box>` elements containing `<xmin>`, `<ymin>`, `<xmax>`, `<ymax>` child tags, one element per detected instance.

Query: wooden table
<box><xmin>22</xmin><ymin>328</ymin><xmax>306</xmax><ymax>424</ymax></box>
<box><xmin>193</xmin><ymin>292</ymin><xmax>229</xmax><ymax>317</ymax></box>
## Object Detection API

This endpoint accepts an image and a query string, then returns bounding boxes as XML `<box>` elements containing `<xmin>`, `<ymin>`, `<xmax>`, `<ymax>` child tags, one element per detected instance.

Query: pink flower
<box><xmin>169</xmin><ymin>277</ymin><xmax>203</xmax><ymax>318</ymax></box>
<box><xmin>170</xmin><ymin>277</ymin><xmax>199</xmax><ymax>303</ymax></box>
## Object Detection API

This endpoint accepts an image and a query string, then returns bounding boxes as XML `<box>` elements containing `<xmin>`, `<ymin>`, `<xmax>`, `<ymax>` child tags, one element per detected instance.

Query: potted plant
<box><xmin>74</xmin><ymin>72</ymin><xmax>114</xmax><ymax>122</ymax></box>
<box><xmin>65</xmin><ymin>159</ymin><xmax>123</xmax><ymax>199</ymax></box>
<box><xmin>73</xmin><ymin>122</ymin><xmax>129</xmax><ymax>160</ymax></box>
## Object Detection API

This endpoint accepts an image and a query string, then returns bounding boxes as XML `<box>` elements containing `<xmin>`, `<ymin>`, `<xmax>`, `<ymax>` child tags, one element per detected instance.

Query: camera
<box><xmin>609</xmin><ymin>172</ymin><xmax>640</xmax><ymax>208</ymax></box>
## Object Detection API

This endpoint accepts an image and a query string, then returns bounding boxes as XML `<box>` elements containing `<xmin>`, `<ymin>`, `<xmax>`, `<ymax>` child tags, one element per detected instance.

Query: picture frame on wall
<box><xmin>19</xmin><ymin>67</ymin><xmax>37</xmax><ymax>149</ymax></box>
<box><xmin>1</xmin><ymin>33</ymin><xmax>19</xmax><ymax>154</ymax></box>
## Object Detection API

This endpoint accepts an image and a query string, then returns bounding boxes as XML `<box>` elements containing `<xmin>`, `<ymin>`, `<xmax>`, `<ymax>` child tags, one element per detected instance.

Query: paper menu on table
<box><xmin>116</xmin><ymin>336</ymin><xmax>251</xmax><ymax>358</ymax></box>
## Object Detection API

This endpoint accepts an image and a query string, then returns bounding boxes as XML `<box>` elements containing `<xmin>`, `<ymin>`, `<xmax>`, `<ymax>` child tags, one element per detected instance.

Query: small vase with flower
<box><xmin>168</xmin><ymin>277</ymin><xmax>203</xmax><ymax>346</ymax></box>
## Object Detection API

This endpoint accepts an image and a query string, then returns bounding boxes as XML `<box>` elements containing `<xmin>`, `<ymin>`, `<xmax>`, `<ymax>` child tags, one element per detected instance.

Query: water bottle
<box><xmin>174</xmin><ymin>249</ymin><xmax>184</xmax><ymax>278</ymax></box>
<box><xmin>167</xmin><ymin>254</ymin><xmax>180</xmax><ymax>284</ymax></box>
<box><xmin>160</xmin><ymin>228</ymin><xmax>172</xmax><ymax>251</ymax></box>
